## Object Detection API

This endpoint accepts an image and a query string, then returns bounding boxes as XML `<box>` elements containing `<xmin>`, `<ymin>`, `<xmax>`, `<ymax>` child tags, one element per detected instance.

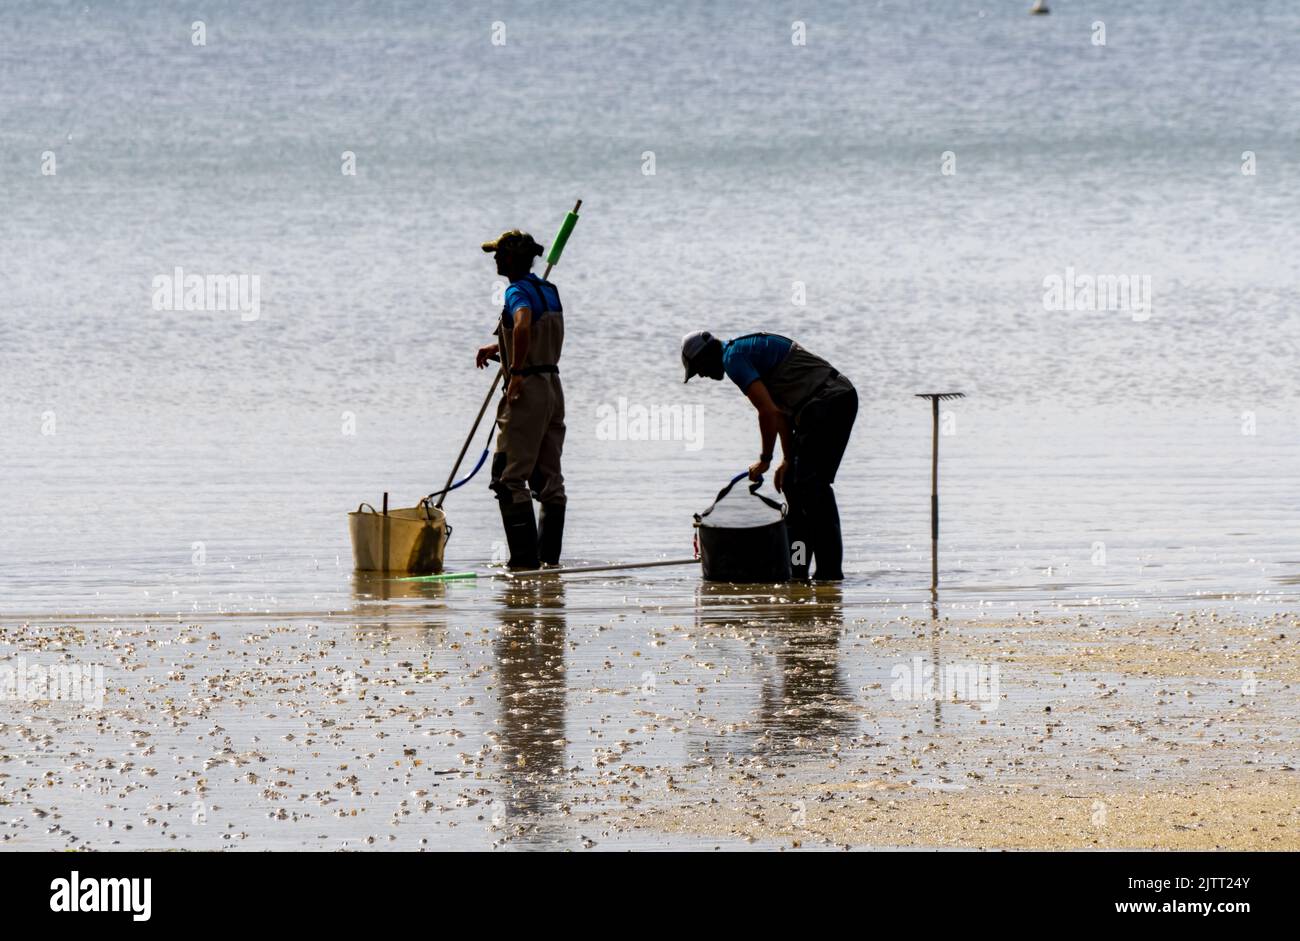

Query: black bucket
<box><xmin>694</xmin><ymin>473</ymin><xmax>792</xmax><ymax>583</ymax></box>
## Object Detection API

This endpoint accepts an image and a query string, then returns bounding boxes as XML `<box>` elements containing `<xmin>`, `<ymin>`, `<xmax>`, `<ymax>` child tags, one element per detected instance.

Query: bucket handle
<box><xmin>695</xmin><ymin>471</ymin><xmax>787</xmax><ymax>523</ymax></box>
<box><xmin>417</xmin><ymin>496</ymin><xmax>454</xmax><ymax>546</ymax></box>
<box><xmin>355</xmin><ymin>500</ymin><xmax>452</xmax><ymax>546</ymax></box>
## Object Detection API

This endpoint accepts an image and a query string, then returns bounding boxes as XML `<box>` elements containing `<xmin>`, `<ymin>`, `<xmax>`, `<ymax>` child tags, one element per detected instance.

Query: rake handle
<box><xmin>930</xmin><ymin>397</ymin><xmax>939</xmax><ymax>590</ymax></box>
<box><xmin>436</xmin><ymin>364</ymin><xmax>504</xmax><ymax>510</ymax></box>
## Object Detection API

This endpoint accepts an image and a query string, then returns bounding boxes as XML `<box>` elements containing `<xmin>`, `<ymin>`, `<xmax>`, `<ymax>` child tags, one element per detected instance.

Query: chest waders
<box><xmin>756</xmin><ymin>337</ymin><xmax>858</xmax><ymax>581</ymax></box>
<box><xmin>492</xmin><ymin>277</ymin><xmax>566</xmax><ymax>569</ymax></box>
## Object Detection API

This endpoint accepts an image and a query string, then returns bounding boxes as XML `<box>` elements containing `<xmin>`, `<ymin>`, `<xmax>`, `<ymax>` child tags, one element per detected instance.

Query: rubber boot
<box><xmin>537</xmin><ymin>502</ymin><xmax>566</xmax><ymax>566</ymax></box>
<box><xmin>809</xmin><ymin>487</ymin><xmax>844</xmax><ymax>581</ymax></box>
<box><xmin>499</xmin><ymin>500</ymin><xmax>539</xmax><ymax>570</ymax></box>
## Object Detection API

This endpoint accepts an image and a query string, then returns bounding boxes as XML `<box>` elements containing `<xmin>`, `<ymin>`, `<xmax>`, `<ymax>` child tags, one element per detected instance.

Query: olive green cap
<box><xmin>481</xmin><ymin>229</ymin><xmax>543</xmax><ymax>258</ymax></box>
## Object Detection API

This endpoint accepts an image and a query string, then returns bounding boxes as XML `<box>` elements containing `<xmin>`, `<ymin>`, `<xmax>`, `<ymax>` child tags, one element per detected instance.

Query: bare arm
<box><xmin>510</xmin><ymin>307</ymin><xmax>532</xmax><ymax>370</ymax></box>
<box><xmin>505</xmin><ymin>307</ymin><xmax>532</xmax><ymax>402</ymax></box>
<box><xmin>744</xmin><ymin>379</ymin><xmax>793</xmax><ymax>487</ymax></box>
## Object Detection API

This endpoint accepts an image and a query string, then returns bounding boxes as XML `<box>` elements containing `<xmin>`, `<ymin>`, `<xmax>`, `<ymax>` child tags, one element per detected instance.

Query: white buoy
<box><xmin>1030</xmin><ymin>0</ymin><xmax>1050</xmax><ymax>13</ymax></box>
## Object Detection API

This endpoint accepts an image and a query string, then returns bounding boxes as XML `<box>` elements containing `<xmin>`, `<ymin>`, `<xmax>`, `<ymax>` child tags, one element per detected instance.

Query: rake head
<box><xmin>914</xmin><ymin>392</ymin><xmax>965</xmax><ymax>401</ymax></box>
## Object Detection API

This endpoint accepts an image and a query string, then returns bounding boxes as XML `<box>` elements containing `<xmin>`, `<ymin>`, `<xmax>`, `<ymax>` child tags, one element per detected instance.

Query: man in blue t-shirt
<box><xmin>681</xmin><ymin>331</ymin><xmax>857</xmax><ymax>580</ymax></box>
<box><xmin>474</xmin><ymin>230</ymin><xmax>566</xmax><ymax>569</ymax></box>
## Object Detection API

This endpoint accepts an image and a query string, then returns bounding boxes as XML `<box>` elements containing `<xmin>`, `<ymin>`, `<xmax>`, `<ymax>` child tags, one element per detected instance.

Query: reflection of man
<box><xmin>492</xmin><ymin>581</ymin><xmax>568</xmax><ymax>835</ymax></box>
<box><xmin>681</xmin><ymin>331</ymin><xmax>857</xmax><ymax>580</ymax></box>
<box><xmin>475</xmin><ymin>230</ymin><xmax>566</xmax><ymax>569</ymax></box>
<box><xmin>696</xmin><ymin>583</ymin><xmax>851</xmax><ymax>751</ymax></box>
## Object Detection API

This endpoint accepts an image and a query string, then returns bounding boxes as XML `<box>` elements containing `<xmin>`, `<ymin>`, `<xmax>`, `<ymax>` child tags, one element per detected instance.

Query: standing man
<box><xmin>681</xmin><ymin>331</ymin><xmax>856</xmax><ymax>581</ymax></box>
<box><xmin>475</xmin><ymin>230</ymin><xmax>566</xmax><ymax>569</ymax></box>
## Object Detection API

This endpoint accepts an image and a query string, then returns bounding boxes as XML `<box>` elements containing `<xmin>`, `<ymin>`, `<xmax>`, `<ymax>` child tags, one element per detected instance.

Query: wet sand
<box><xmin>1</xmin><ymin>578</ymin><xmax>1296</xmax><ymax>850</ymax></box>
<box><xmin>615</xmin><ymin>779</ymin><xmax>1297</xmax><ymax>850</ymax></box>
<box><xmin>603</xmin><ymin>605</ymin><xmax>1298</xmax><ymax>849</ymax></box>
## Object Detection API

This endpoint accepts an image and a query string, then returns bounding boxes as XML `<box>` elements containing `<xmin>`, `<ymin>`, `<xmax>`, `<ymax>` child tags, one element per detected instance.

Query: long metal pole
<box><xmin>930</xmin><ymin>396</ymin><xmax>939</xmax><ymax>593</ymax></box>
<box><xmin>501</xmin><ymin>556</ymin><xmax>699</xmax><ymax>579</ymax></box>
<box><xmin>434</xmin><ymin>364</ymin><xmax>504</xmax><ymax>510</ymax></box>
<box><xmin>397</xmin><ymin>556</ymin><xmax>700</xmax><ymax>582</ymax></box>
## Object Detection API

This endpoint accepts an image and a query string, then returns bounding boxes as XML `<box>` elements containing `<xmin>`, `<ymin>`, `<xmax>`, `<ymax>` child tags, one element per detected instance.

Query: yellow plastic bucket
<box><xmin>348</xmin><ymin>500</ymin><xmax>449</xmax><ymax>574</ymax></box>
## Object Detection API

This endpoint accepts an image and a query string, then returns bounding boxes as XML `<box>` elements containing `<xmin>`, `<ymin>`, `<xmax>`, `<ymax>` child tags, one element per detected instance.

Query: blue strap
<box><xmin>426</xmin><ymin>423</ymin><xmax>495</xmax><ymax>501</ymax></box>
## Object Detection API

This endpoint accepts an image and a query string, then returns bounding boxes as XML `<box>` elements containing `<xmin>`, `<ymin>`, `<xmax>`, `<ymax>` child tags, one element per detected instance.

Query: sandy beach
<box><xmin>2</xmin><ymin>582</ymin><xmax>1294</xmax><ymax>851</ymax></box>
<box><xmin>603</xmin><ymin>608</ymin><xmax>1299</xmax><ymax>850</ymax></box>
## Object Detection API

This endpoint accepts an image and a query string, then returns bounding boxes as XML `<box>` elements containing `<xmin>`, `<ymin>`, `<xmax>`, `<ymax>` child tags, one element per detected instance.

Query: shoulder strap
<box><xmin>532</xmin><ymin>274</ymin><xmax>561</xmax><ymax>314</ymax></box>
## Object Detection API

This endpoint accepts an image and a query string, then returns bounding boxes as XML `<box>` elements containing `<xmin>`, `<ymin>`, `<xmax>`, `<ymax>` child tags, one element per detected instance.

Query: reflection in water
<box><xmin>350</xmin><ymin>572</ymin><xmax>449</xmax><ymax>603</ymax></box>
<box><xmin>349</xmin><ymin>572</ymin><xmax>449</xmax><ymax>640</ymax></box>
<box><xmin>490</xmin><ymin>578</ymin><xmax>568</xmax><ymax>846</ymax></box>
<box><xmin>930</xmin><ymin>589</ymin><xmax>942</xmax><ymax>730</ymax></box>
<box><xmin>694</xmin><ymin>582</ymin><xmax>854</xmax><ymax>757</ymax></box>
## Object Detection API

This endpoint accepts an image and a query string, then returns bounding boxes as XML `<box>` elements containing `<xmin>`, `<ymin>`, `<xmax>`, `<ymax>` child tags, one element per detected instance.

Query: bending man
<box><xmin>682</xmin><ymin>331</ymin><xmax>856</xmax><ymax>580</ymax></box>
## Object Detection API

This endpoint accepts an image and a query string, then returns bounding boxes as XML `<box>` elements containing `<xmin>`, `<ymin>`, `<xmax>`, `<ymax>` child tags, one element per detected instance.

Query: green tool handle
<box><xmin>542</xmin><ymin>198</ymin><xmax>582</xmax><ymax>279</ymax></box>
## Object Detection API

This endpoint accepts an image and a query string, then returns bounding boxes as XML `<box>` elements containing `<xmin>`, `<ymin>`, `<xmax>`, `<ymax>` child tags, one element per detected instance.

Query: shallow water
<box><xmin>3</xmin><ymin>1</ymin><xmax>1299</xmax><ymax>616</ymax></box>
<box><xmin>4</xmin><ymin>400</ymin><xmax>1299</xmax><ymax>618</ymax></box>
<box><xmin>2</xmin><ymin>1</ymin><xmax>1299</xmax><ymax>849</ymax></box>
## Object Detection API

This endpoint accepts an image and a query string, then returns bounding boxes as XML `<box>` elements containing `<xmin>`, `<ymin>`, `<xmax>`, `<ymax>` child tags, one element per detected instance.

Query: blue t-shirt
<box><xmin>502</xmin><ymin>274</ymin><xmax>561</xmax><ymax>328</ymax></box>
<box><xmin>722</xmin><ymin>333</ymin><xmax>794</xmax><ymax>393</ymax></box>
